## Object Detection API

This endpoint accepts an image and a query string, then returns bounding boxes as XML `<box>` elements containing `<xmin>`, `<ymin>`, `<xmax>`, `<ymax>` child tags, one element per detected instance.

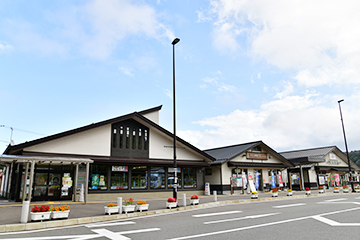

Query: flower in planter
<box><xmin>272</xmin><ymin>188</ymin><xmax>278</xmax><ymax>193</ymax></box>
<box><xmin>355</xmin><ymin>185</ymin><xmax>360</xmax><ymax>189</ymax></box>
<box><xmin>305</xmin><ymin>188</ymin><xmax>311</xmax><ymax>191</ymax></box>
<box><xmin>343</xmin><ymin>186</ymin><xmax>349</xmax><ymax>189</ymax></box>
<box><xmin>251</xmin><ymin>191</ymin><xmax>258</xmax><ymax>195</ymax></box>
<box><xmin>286</xmin><ymin>189</ymin><xmax>292</xmax><ymax>192</ymax></box>
<box><xmin>136</xmin><ymin>200</ymin><xmax>147</xmax><ymax>205</ymax></box>
<box><xmin>31</xmin><ymin>205</ymin><xmax>50</xmax><ymax>213</ymax></box>
<box><xmin>124</xmin><ymin>198</ymin><xmax>134</xmax><ymax>206</ymax></box>
<box><xmin>334</xmin><ymin>187</ymin><xmax>339</xmax><ymax>190</ymax></box>
<box><xmin>318</xmin><ymin>186</ymin><xmax>324</xmax><ymax>189</ymax></box>
<box><xmin>167</xmin><ymin>197</ymin><xmax>177</xmax><ymax>203</ymax></box>
<box><xmin>50</xmin><ymin>205</ymin><xmax>70</xmax><ymax>211</ymax></box>
<box><xmin>106</xmin><ymin>202</ymin><xmax>117</xmax><ymax>207</ymax></box>
<box><xmin>190</xmin><ymin>195</ymin><xmax>199</xmax><ymax>200</ymax></box>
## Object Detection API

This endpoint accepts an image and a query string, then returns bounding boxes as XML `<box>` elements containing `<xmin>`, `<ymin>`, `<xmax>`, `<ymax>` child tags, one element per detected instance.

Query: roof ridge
<box><xmin>280</xmin><ymin>145</ymin><xmax>335</xmax><ymax>154</ymax></box>
<box><xmin>204</xmin><ymin>140</ymin><xmax>262</xmax><ymax>151</ymax></box>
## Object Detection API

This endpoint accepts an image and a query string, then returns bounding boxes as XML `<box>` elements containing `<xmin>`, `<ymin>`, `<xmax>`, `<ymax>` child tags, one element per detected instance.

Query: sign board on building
<box><xmin>112</xmin><ymin>166</ymin><xmax>128</xmax><ymax>172</ymax></box>
<box><xmin>329</xmin><ymin>153</ymin><xmax>336</xmax><ymax>160</ymax></box>
<box><xmin>247</xmin><ymin>152</ymin><xmax>268</xmax><ymax>160</ymax></box>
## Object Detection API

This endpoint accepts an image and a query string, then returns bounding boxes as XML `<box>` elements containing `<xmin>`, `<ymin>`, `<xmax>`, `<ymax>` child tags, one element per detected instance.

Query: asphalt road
<box><xmin>1</xmin><ymin>194</ymin><xmax>360</xmax><ymax>239</ymax></box>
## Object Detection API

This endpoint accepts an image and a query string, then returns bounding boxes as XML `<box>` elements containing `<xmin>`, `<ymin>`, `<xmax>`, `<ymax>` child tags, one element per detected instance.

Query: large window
<box><xmin>111</xmin><ymin>166</ymin><xmax>128</xmax><ymax>190</ymax></box>
<box><xmin>168</xmin><ymin>167</ymin><xmax>181</xmax><ymax>189</ymax></box>
<box><xmin>184</xmin><ymin>167</ymin><xmax>197</xmax><ymax>188</ymax></box>
<box><xmin>90</xmin><ymin>164</ymin><xmax>108</xmax><ymax>190</ymax></box>
<box><xmin>150</xmin><ymin>167</ymin><xmax>165</xmax><ymax>189</ymax></box>
<box><xmin>131</xmin><ymin>166</ymin><xmax>147</xmax><ymax>189</ymax></box>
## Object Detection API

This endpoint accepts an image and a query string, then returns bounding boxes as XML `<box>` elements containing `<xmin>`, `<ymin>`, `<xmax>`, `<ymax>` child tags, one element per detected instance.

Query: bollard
<box><xmin>20</xmin><ymin>200</ymin><xmax>30</xmax><ymax>223</ymax></box>
<box><xmin>117</xmin><ymin>197</ymin><xmax>122</xmax><ymax>214</ymax></box>
<box><xmin>213</xmin><ymin>190</ymin><xmax>217</xmax><ymax>202</ymax></box>
<box><xmin>182</xmin><ymin>193</ymin><xmax>186</xmax><ymax>207</ymax></box>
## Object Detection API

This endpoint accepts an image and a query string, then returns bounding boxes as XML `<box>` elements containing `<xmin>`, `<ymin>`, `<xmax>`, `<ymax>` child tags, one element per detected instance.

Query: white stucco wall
<box><xmin>149</xmin><ymin>129</ymin><xmax>204</xmax><ymax>160</ymax></box>
<box><xmin>24</xmin><ymin>125</ymin><xmax>111</xmax><ymax>156</ymax></box>
<box><xmin>231</xmin><ymin>153</ymin><xmax>284</xmax><ymax>164</ymax></box>
<box><xmin>142</xmin><ymin>111</ymin><xmax>159</xmax><ymax>124</ymax></box>
<box><xmin>205</xmin><ymin>166</ymin><xmax>221</xmax><ymax>185</ymax></box>
<box><xmin>318</xmin><ymin>152</ymin><xmax>348</xmax><ymax>167</ymax></box>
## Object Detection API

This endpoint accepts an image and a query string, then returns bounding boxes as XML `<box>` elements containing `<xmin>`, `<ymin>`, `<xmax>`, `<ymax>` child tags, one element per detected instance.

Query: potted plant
<box><xmin>355</xmin><ymin>185</ymin><xmax>360</xmax><ymax>193</ymax></box>
<box><xmin>271</xmin><ymin>188</ymin><xmax>278</xmax><ymax>197</ymax></box>
<box><xmin>166</xmin><ymin>197</ymin><xmax>177</xmax><ymax>209</ymax></box>
<box><xmin>30</xmin><ymin>205</ymin><xmax>51</xmax><ymax>221</ymax></box>
<box><xmin>286</xmin><ymin>189</ymin><xmax>293</xmax><ymax>196</ymax></box>
<box><xmin>135</xmin><ymin>200</ymin><xmax>149</xmax><ymax>212</ymax></box>
<box><xmin>333</xmin><ymin>187</ymin><xmax>340</xmax><ymax>193</ymax></box>
<box><xmin>50</xmin><ymin>204</ymin><xmax>70</xmax><ymax>219</ymax></box>
<box><xmin>122</xmin><ymin>198</ymin><xmax>136</xmax><ymax>213</ymax></box>
<box><xmin>251</xmin><ymin>191</ymin><xmax>258</xmax><ymax>199</ymax></box>
<box><xmin>343</xmin><ymin>185</ymin><xmax>349</xmax><ymax>193</ymax></box>
<box><xmin>104</xmin><ymin>202</ymin><xmax>119</xmax><ymax>215</ymax></box>
<box><xmin>305</xmin><ymin>188</ymin><xmax>311</xmax><ymax>195</ymax></box>
<box><xmin>190</xmin><ymin>195</ymin><xmax>200</xmax><ymax>205</ymax></box>
<box><xmin>318</xmin><ymin>186</ymin><xmax>324</xmax><ymax>194</ymax></box>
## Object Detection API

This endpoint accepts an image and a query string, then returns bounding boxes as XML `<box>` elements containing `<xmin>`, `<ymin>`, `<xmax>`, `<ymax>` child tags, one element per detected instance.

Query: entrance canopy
<box><xmin>0</xmin><ymin>154</ymin><xmax>93</xmax><ymax>204</ymax></box>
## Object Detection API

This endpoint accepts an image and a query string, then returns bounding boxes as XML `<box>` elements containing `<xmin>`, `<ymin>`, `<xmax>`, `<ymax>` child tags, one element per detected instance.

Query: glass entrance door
<box><xmin>48</xmin><ymin>173</ymin><xmax>61</xmax><ymax>199</ymax></box>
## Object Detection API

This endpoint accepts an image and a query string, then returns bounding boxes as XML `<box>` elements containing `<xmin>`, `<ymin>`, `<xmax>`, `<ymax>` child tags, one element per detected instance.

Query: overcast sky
<box><xmin>1</xmin><ymin>0</ymin><xmax>360</xmax><ymax>154</ymax></box>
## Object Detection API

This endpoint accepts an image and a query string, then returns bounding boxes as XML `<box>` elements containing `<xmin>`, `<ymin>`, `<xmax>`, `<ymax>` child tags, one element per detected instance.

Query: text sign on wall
<box><xmin>112</xmin><ymin>166</ymin><xmax>128</xmax><ymax>172</ymax></box>
<box><xmin>247</xmin><ymin>152</ymin><xmax>268</xmax><ymax>160</ymax></box>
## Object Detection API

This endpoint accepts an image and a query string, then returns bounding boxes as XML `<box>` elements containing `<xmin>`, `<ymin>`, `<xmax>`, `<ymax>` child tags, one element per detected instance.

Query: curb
<box><xmin>0</xmin><ymin>191</ymin><xmax>344</xmax><ymax>233</ymax></box>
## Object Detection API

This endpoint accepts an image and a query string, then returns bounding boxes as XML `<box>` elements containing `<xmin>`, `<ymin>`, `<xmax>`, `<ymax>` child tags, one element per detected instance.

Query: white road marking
<box><xmin>313</xmin><ymin>215</ymin><xmax>360</xmax><ymax>226</ymax></box>
<box><xmin>0</xmin><ymin>228</ymin><xmax>161</xmax><ymax>240</ymax></box>
<box><xmin>324</xmin><ymin>198</ymin><xmax>347</xmax><ymax>202</ymax></box>
<box><xmin>168</xmin><ymin>206</ymin><xmax>360</xmax><ymax>240</ymax></box>
<box><xmin>273</xmin><ymin>203</ymin><xmax>306</xmax><ymax>208</ymax></box>
<box><xmin>192</xmin><ymin>210</ymin><xmax>242</xmax><ymax>218</ymax></box>
<box><xmin>85</xmin><ymin>221</ymin><xmax>135</xmax><ymax>228</ymax></box>
<box><xmin>204</xmin><ymin>213</ymin><xmax>280</xmax><ymax>224</ymax></box>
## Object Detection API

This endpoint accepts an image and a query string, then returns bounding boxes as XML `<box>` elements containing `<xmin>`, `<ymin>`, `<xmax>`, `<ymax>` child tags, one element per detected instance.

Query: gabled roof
<box><xmin>204</xmin><ymin>141</ymin><xmax>293</xmax><ymax>167</ymax></box>
<box><xmin>280</xmin><ymin>146</ymin><xmax>360</xmax><ymax>170</ymax></box>
<box><xmin>3</xmin><ymin>105</ymin><xmax>215</xmax><ymax>162</ymax></box>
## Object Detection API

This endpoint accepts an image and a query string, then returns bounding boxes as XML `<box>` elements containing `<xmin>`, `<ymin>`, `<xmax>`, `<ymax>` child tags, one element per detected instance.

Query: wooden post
<box><xmin>73</xmin><ymin>164</ymin><xmax>79</xmax><ymax>202</ymax></box>
<box><xmin>27</xmin><ymin>161</ymin><xmax>35</xmax><ymax>201</ymax></box>
<box><xmin>84</xmin><ymin>162</ymin><xmax>89</xmax><ymax>205</ymax></box>
<box><xmin>22</xmin><ymin>162</ymin><xmax>29</xmax><ymax>202</ymax></box>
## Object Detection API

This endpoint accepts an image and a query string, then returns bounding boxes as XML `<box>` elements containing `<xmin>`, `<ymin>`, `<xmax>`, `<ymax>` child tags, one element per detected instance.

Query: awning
<box><xmin>0</xmin><ymin>154</ymin><xmax>93</xmax><ymax>165</ymax></box>
<box><xmin>315</xmin><ymin>166</ymin><xmax>354</xmax><ymax>172</ymax></box>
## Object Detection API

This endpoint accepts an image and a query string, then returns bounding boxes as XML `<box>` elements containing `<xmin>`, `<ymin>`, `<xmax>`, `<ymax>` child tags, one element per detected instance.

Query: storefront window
<box><xmin>131</xmin><ymin>166</ymin><xmax>147</xmax><ymax>189</ymax></box>
<box><xmin>168</xmin><ymin>167</ymin><xmax>181</xmax><ymax>189</ymax></box>
<box><xmin>150</xmin><ymin>167</ymin><xmax>165</xmax><ymax>189</ymax></box>
<box><xmin>184</xmin><ymin>167</ymin><xmax>197</xmax><ymax>188</ymax></box>
<box><xmin>90</xmin><ymin>164</ymin><xmax>108</xmax><ymax>190</ymax></box>
<box><xmin>111</xmin><ymin>166</ymin><xmax>128</xmax><ymax>190</ymax></box>
<box><xmin>290</xmin><ymin>172</ymin><xmax>300</xmax><ymax>185</ymax></box>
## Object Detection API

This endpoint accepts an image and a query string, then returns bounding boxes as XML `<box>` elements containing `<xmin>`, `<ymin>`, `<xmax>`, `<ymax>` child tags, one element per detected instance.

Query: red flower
<box><xmin>305</xmin><ymin>188</ymin><xmax>311</xmax><ymax>191</ymax></box>
<box><xmin>190</xmin><ymin>195</ymin><xmax>199</xmax><ymax>199</ymax></box>
<box><xmin>31</xmin><ymin>205</ymin><xmax>50</xmax><ymax>213</ymax></box>
<box><xmin>167</xmin><ymin>197</ymin><xmax>177</xmax><ymax>202</ymax></box>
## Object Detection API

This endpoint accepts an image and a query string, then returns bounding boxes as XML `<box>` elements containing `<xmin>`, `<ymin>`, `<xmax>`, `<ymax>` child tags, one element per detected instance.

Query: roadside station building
<box><xmin>1</xmin><ymin>106</ymin><xmax>214</xmax><ymax>202</ymax></box>
<box><xmin>280</xmin><ymin>146</ymin><xmax>360</xmax><ymax>190</ymax></box>
<box><xmin>204</xmin><ymin>141</ymin><xmax>294</xmax><ymax>194</ymax></box>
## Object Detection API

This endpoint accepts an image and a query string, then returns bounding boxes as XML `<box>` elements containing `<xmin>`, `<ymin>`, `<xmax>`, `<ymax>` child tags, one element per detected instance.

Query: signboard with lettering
<box><xmin>247</xmin><ymin>152</ymin><xmax>268</xmax><ymax>160</ymax></box>
<box><xmin>112</xmin><ymin>166</ymin><xmax>128</xmax><ymax>172</ymax></box>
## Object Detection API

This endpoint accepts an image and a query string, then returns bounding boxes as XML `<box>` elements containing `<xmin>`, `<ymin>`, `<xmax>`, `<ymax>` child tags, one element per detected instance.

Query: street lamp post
<box><xmin>338</xmin><ymin>99</ymin><xmax>354</xmax><ymax>192</ymax></box>
<box><xmin>172</xmin><ymin>38</ymin><xmax>180</xmax><ymax>200</ymax></box>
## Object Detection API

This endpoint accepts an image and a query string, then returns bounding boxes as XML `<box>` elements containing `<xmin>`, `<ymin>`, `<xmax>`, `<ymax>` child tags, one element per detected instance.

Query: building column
<box><xmin>300</xmin><ymin>165</ymin><xmax>304</xmax><ymax>190</ymax></box>
<box><xmin>22</xmin><ymin>162</ymin><xmax>29</xmax><ymax>202</ymax></box>
<box><xmin>73</xmin><ymin>164</ymin><xmax>79</xmax><ymax>202</ymax></box>
<box><xmin>84</xmin><ymin>163</ymin><xmax>89</xmax><ymax>204</ymax></box>
<box><xmin>6</xmin><ymin>162</ymin><xmax>14</xmax><ymax>199</ymax></box>
<box><xmin>27</xmin><ymin>161</ymin><xmax>35</xmax><ymax>201</ymax></box>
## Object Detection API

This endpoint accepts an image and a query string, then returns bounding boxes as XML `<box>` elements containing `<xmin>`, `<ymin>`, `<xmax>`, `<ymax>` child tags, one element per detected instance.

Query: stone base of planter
<box><xmin>333</xmin><ymin>189</ymin><xmax>339</xmax><ymax>193</ymax></box>
<box><xmin>190</xmin><ymin>199</ymin><xmax>200</xmax><ymax>205</ymax></box>
<box><xmin>136</xmin><ymin>204</ymin><xmax>149</xmax><ymax>212</ymax></box>
<box><xmin>30</xmin><ymin>212</ymin><xmax>51</xmax><ymax>221</ymax></box>
<box><xmin>343</xmin><ymin>189</ymin><xmax>349</xmax><ymax>193</ymax></box>
<box><xmin>251</xmin><ymin>194</ymin><xmax>258</xmax><ymax>199</ymax></box>
<box><xmin>104</xmin><ymin>206</ymin><xmax>119</xmax><ymax>215</ymax></box>
<box><xmin>305</xmin><ymin>191</ymin><xmax>311</xmax><ymax>195</ymax></box>
<box><xmin>51</xmin><ymin>210</ymin><xmax>70</xmax><ymax>219</ymax></box>
<box><xmin>166</xmin><ymin>202</ymin><xmax>177</xmax><ymax>209</ymax></box>
<box><xmin>355</xmin><ymin>189</ymin><xmax>360</xmax><ymax>193</ymax></box>
<box><xmin>122</xmin><ymin>205</ymin><xmax>136</xmax><ymax>214</ymax></box>
<box><xmin>287</xmin><ymin>192</ymin><xmax>293</xmax><ymax>196</ymax></box>
<box><xmin>318</xmin><ymin>189</ymin><xmax>324</xmax><ymax>194</ymax></box>
<box><xmin>272</xmin><ymin>192</ymin><xmax>278</xmax><ymax>197</ymax></box>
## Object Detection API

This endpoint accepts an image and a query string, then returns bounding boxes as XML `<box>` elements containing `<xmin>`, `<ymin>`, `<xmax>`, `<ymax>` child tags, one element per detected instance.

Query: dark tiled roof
<box><xmin>205</xmin><ymin>141</ymin><xmax>261</xmax><ymax>160</ymax></box>
<box><xmin>280</xmin><ymin>146</ymin><xmax>334</xmax><ymax>160</ymax></box>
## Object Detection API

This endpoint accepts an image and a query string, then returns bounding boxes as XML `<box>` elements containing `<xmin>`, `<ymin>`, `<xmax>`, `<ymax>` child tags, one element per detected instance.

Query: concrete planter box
<box><xmin>135</xmin><ymin>204</ymin><xmax>149</xmax><ymax>212</ymax></box>
<box><xmin>166</xmin><ymin>202</ymin><xmax>177</xmax><ymax>209</ymax></box>
<box><xmin>104</xmin><ymin>206</ymin><xmax>119</xmax><ymax>215</ymax></box>
<box><xmin>318</xmin><ymin>189</ymin><xmax>324</xmax><ymax>194</ymax></box>
<box><xmin>305</xmin><ymin>191</ymin><xmax>311</xmax><ymax>195</ymax></box>
<box><xmin>190</xmin><ymin>199</ymin><xmax>200</xmax><ymax>205</ymax></box>
<box><xmin>51</xmin><ymin>210</ymin><xmax>70</xmax><ymax>219</ymax></box>
<box><xmin>30</xmin><ymin>212</ymin><xmax>51</xmax><ymax>221</ymax></box>
<box><xmin>251</xmin><ymin>194</ymin><xmax>258</xmax><ymax>199</ymax></box>
<box><xmin>333</xmin><ymin>189</ymin><xmax>340</xmax><ymax>193</ymax></box>
<box><xmin>122</xmin><ymin>205</ymin><xmax>136</xmax><ymax>214</ymax></box>
<box><xmin>272</xmin><ymin>192</ymin><xmax>278</xmax><ymax>197</ymax></box>
<box><xmin>343</xmin><ymin>188</ymin><xmax>349</xmax><ymax>193</ymax></box>
<box><xmin>286</xmin><ymin>191</ymin><xmax>293</xmax><ymax>196</ymax></box>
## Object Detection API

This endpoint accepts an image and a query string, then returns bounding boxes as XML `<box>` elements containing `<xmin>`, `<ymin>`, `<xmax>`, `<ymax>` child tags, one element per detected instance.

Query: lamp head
<box><xmin>338</xmin><ymin>99</ymin><xmax>344</xmax><ymax>103</ymax></box>
<box><xmin>172</xmin><ymin>38</ymin><xmax>180</xmax><ymax>45</ymax></box>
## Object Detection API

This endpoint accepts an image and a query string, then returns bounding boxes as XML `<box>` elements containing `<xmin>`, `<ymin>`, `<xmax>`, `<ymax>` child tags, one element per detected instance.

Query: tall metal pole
<box><xmin>172</xmin><ymin>38</ymin><xmax>180</xmax><ymax>200</ymax></box>
<box><xmin>338</xmin><ymin>99</ymin><xmax>354</xmax><ymax>192</ymax></box>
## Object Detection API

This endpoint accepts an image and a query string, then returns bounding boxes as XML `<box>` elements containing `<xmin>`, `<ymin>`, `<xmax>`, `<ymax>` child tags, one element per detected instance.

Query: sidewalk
<box><xmin>0</xmin><ymin>191</ymin><xmax>332</xmax><ymax>233</ymax></box>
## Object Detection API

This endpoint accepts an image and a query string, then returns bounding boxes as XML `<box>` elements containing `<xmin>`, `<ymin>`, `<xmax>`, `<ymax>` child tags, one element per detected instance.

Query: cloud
<box><xmin>207</xmin><ymin>0</ymin><xmax>360</xmax><ymax>87</ymax></box>
<box><xmin>119</xmin><ymin>67</ymin><xmax>134</xmax><ymax>77</ymax></box>
<box><xmin>179</xmin><ymin>90</ymin><xmax>360</xmax><ymax>151</ymax></box>
<box><xmin>0</xmin><ymin>42</ymin><xmax>13</xmax><ymax>53</ymax></box>
<box><xmin>201</xmin><ymin>76</ymin><xmax>237</xmax><ymax>93</ymax></box>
